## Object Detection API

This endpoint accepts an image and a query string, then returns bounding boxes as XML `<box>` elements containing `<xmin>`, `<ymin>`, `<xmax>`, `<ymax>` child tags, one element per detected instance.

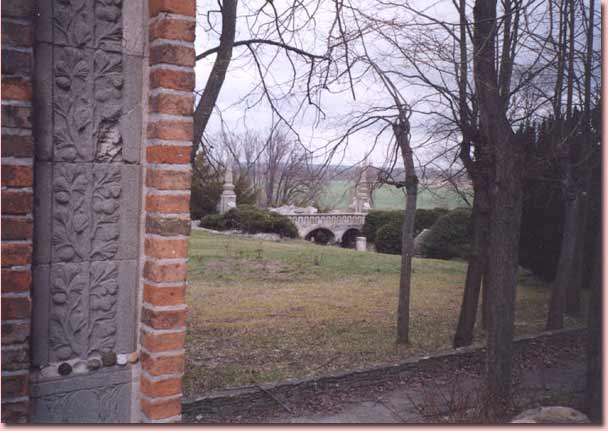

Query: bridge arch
<box><xmin>304</xmin><ymin>227</ymin><xmax>336</xmax><ymax>245</ymax></box>
<box><xmin>341</xmin><ymin>228</ymin><xmax>362</xmax><ymax>248</ymax></box>
<box><xmin>286</xmin><ymin>213</ymin><xmax>367</xmax><ymax>247</ymax></box>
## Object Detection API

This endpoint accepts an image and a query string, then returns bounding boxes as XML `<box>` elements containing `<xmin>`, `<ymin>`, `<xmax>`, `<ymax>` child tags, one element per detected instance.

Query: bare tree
<box><xmin>213</xmin><ymin>126</ymin><xmax>328</xmax><ymax>208</ymax></box>
<box><xmin>547</xmin><ymin>0</ymin><xmax>600</xmax><ymax>328</ymax></box>
<box><xmin>192</xmin><ymin>0</ymin><xmax>349</xmax><ymax>167</ymax></box>
<box><xmin>348</xmin><ymin>0</ymin><xmax>558</xmax><ymax>351</ymax></box>
<box><xmin>312</xmin><ymin>12</ymin><xmax>423</xmax><ymax>343</ymax></box>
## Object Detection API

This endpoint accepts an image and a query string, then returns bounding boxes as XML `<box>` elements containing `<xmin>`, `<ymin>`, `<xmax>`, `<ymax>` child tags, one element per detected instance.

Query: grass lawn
<box><xmin>320</xmin><ymin>180</ymin><xmax>470</xmax><ymax>210</ymax></box>
<box><xmin>184</xmin><ymin>230</ymin><xmax>586</xmax><ymax>396</ymax></box>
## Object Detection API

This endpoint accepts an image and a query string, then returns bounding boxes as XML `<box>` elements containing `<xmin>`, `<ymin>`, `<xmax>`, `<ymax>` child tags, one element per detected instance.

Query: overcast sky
<box><xmin>192</xmin><ymin>0</ymin><xmax>432</xmax><ymax>167</ymax></box>
<box><xmin>193</xmin><ymin>0</ymin><xmax>601</xmax><ymax>168</ymax></box>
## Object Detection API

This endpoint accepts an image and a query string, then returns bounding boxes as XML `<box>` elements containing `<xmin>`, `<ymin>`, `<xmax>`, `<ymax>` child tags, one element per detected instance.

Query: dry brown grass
<box><xmin>184</xmin><ymin>230</ymin><xmax>586</xmax><ymax>396</ymax></box>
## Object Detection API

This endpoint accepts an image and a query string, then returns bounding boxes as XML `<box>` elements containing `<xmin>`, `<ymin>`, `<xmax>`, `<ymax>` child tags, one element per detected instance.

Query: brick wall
<box><xmin>1</xmin><ymin>0</ymin><xmax>35</xmax><ymax>423</ymax></box>
<box><xmin>140</xmin><ymin>0</ymin><xmax>196</xmax><ymax>423</ymax></box>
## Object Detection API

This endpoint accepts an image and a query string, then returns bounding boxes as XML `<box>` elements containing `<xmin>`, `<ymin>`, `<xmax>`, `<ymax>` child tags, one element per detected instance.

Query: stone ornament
<box><xmin>31</xmin><ymin>0</ymin><xmax>140</xmax><ymax>423</ymax></box>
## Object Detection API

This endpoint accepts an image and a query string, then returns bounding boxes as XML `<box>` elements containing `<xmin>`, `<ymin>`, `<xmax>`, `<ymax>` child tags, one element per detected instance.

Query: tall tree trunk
<box><xmin>453</xmin><ymin>186</ymin><xmax>489</xmax><ymax>347</ymax></box>
<box><xmin>586</xmin><ymin>220</ymin><xmax>602</xmax><ymax>422</ymax></box>
<box><xmin>565</xmin><ymin>0</ymin><xmax>576</xmax><ymax>119</ymax></box>
<box><xmin>191</xmin><ymin>0</ymin><xmax>238</xmax><ymax>165</ymax></box>
<box><xmin>554</xmin><ymin>0</ymin><xmax>582</xmax><ymax>318</ymax></box>
<box><xmin>552</xmin><ymin>0</ymin><xmax>568</xmax><ymax>120</ymax></box>
<box><xmin>547</xmin><ymin>120</ymin><xmax>583</xmax><ymax>327</ymax></box>
<box><xmin>547</xmin><ymin>191</ymin><xmax>580</xmax><ymax>329</ymax></box>
<box><xmin>473</xmin><ymin>0</ymin><xmax>525</xmax><ymax>404</ymax></box>
<box><xmin>572</xmin><ymin>0</ymin><xmax>598</xmax><ymax>317</ymax></box>
<box><xmin>481</xmin><ymin>272</ymin><xmax>490</xmax><ymax>329</ymax></box>
<box><xmin>484</xmin><ymin>133</ymin><xmax>525</xmax><ymax>405</ymax></box>
<box><xmin>395</xmin><ymin>119</ymin><xmax>417</xmax><ymax>345</ymax></box>
<box><xmin>483</xmin><ymin>133</ymin><xmax>524</xmax><ymax>404</ymax></box>
<box><xmin>566</xmin><ymin>191</ymin><xmax>587</xmax><ymax>316</ymax></box>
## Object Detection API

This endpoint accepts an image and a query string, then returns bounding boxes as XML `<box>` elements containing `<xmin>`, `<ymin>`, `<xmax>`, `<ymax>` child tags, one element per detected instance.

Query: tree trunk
<box><xmin>453</xmin><ymin>186</ymin><xmax>489</xmax><ymax>348</ymax></box>
<box><xmin>481</xmin><ymin>274</ymin><xmax>490</xmax><ymax>329</ymax></box>
<box><xmin>395</xmin><ymin>120</ymin><xmax>417</xmax><ymax>345</ymax></box>
<box><xmin>566</xmin><ymin>192</ymin><xmax>588</xmax><ymax>316</ymax></box>
<box><xmin>472</xmin><ymin>0</ymin><xmax>525</xmax><ymax>405</ymax></box>
<box><xmin>586</xmin><ymin>182</ymin><xmax>602</xmax><ymax>424</ymax></box>
<box><xmin>191</xmin><ymin>0</ymin><xmax>238</xmax><ymax>165</ymax></box>
<box><xmin>547</xmin><ymin>161</ymin><xmax>581</xmax><ymax>328</ymax></box>
<box><xmin>483</xmin><ymin>132</ymin><xmax>524</xmax><ymax>404</ymax></box>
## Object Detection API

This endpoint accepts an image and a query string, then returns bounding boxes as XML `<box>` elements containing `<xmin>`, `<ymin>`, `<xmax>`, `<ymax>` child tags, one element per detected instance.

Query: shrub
<box><xmin>199</xmin><ymin>213</ymin><xmax>225</xmax><ymax>230</ymax></box>
<box><xmin>375</xmin><ymin>221</ymin><xmax>402</xmax><ymax>255</ymax></box>
<box><xmin>362</xmin><ymin>207</ymin><xmax>451</xmax><ymax>247</ymax></box>
<box><xmin>201</xmin><ymin>205</ymin><xmax>298</xmax><ymax>238</ymax></box>
<box><xmin>414</xmin><ymin>208</ymin><xmax>450</xmax><ymax>235</ymax></box>
<box><xmin>223</xmin><ymin>205</ymin><xmax>269</xmax><ymax>233</ymax></box>
<box><xmin>363</xmin><ymin>210</ymin><xmax>403</xmax><ymax>243</ymax></box>
<box><xmin>268</xmin><ymin>212</ymin><xmax>299</xmax><ymax>239</ymax></box>
<box><xmin>421</xmin><ymin>208</ymin><xmax>472</xmax><ymax>259</ymax></box>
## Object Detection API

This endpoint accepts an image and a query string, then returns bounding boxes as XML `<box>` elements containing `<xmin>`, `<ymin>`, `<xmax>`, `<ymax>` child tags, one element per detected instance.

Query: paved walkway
<box><xmin>184</xmin><ymin>330</ymin><xmax>588</xmax><ymax>424</ymax></box>
<box><xmin>272</xmin><ymin>362</ymin><xmax>586</xmax><ymax>423</ymax></box>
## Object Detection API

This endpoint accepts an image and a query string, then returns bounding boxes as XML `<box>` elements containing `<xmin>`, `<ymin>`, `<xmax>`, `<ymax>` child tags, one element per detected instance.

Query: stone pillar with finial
<box><xmin>218</xmin><ymin>157</ymin><xmax>237</xmax><ymax>214</ymax></box>
<box><xmin>351</xmin><ymin>159</ymin><xmax>372</xmax><ymax>213</ymax></box>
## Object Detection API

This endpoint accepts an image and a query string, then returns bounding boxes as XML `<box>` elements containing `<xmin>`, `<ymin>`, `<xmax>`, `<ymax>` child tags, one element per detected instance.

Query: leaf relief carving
<box><xmin>54</xmin><ymin>48</ymin><xmax>91</xmax><ymax>162</ymax></box>
<box><xmin>52</xmin><ymin>166</ymin><xmax>90</xmax><ymax>261</ymax></box>
<box><xmin>91</xmin><ymin>167</ymin><xmax>121</xmax><ymax>260</ymax></box>
<box><xmin>94</xmin><ymin>50</ymin><xmax>123</xmax><ymax>161</ymax></box>
<box><xmin>49</xmin><ymin>264</ymin><xmax>87</xmax><ymax>361</ymax></box>
<box><xmin>38</xmin><ymin>383</ymin><xmax>127</xmax><ymax>422</ymax></box>
<box><xmin>94</xmin><ymin>0</ymin><xmax>123</xmax><ymax>48</ymax></box>
<box><xmin>88</xmin><ymin>262</ymin><xmax>118</xmax><ymax>356</ymax></box>
<box><xmin>54</xmin><ymin>0</ymin><xmax>92</xmax><ymax>47</ymax></box>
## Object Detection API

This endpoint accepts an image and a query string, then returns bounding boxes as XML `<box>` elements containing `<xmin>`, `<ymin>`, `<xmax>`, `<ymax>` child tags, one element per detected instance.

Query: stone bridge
<box><xmin>285</xmin><ymin>213</ymin><xmax>367</xmax><ymax>244</ymax></box>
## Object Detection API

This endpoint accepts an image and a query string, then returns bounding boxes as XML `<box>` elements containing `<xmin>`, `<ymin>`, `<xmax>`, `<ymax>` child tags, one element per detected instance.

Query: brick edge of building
<box><xmin>140</xmin><ymin>0</ymin><xmax>196</xmax><ymax>423</ymax></box>
<box><xmin>1</xmin><ymin>0</ymin><xmax>35</xmax><ymax>423</ymax></box>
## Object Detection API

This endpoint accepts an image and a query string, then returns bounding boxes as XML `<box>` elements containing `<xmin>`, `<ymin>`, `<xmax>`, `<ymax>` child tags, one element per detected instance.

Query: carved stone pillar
<box><xmin>217</xmin><ymin>164</ymin><xmax>236</xmax><ymax>214</ymax></box>
<box><xmin>30</xmin><ymin>0</ymin><xmax>145</xmax><ymax>422</ymax></box>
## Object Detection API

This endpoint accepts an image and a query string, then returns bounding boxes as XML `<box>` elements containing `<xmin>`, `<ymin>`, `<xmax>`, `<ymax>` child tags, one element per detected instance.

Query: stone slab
<box><xmin>31</xmin><ymin>368</ymin><xmax>132</xmax><ymax>423</ymax></box>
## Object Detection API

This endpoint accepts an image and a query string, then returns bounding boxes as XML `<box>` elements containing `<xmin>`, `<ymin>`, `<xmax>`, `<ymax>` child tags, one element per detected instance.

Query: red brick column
<box><xmin>140</xmin><ymin>0</ymin><xmax>196</xmax><ymax>422</ymax></box>
<box><xmin>1</xmin><ymin>0</ymin><xmax>34</xmax><ymax>423</ymax></box>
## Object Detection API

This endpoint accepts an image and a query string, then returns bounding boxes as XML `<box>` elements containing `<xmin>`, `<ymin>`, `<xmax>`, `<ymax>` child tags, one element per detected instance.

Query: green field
<box><xmin>319</xmin><ymin>180</ymin><xmax>470</xmax><ymax>211</ymax></box>
<box><xmin>184</xmin><ymin>230</ymin><xmax>585</xmax><ymax>396</ymax></box>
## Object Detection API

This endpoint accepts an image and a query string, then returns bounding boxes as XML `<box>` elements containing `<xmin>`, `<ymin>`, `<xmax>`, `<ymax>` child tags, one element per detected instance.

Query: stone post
<box><xmin>356</xmin><ymin>237</ymin><xmax>367</xmax><ymax>252</ymax></box>
<box><xmin>217</xmin><ymin>163</ymin><xmax>237</xmax><ymax>214</ymax></box>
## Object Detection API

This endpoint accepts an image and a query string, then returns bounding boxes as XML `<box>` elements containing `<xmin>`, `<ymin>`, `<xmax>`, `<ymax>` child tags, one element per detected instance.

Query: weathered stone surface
<box><xmin>355</xmin><ymin>236</ymin><xmax>367</xmax><ymax>252</ymax></box>
<box><xmin>31</xmin><ymin>368</ymin><xmax>131</xmax><ymax>423</ymax></box>
<box><xmin>30</xmin><ymin>0</ymin><xmax>143</xmax><ymax>423</ymax></box>
<box><xmin>510</xmin><ymin>406</ymin><xmax>591</xmax><ymax>424</ymax></box>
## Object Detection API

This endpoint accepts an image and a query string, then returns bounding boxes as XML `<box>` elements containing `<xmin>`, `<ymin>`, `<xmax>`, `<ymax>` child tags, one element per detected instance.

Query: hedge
<box><xmin>375</xmin><ymin>221</ymin><xmax>403</xmax><ymax>254</ymax></box>
<box><xmin>362</xmin><ymin>210</ymin><xmax>403</xmax><ymax>243</ymax></box>
<box><xmin>420</xmin><ymin>208</ymin><xmax>472</xmax><ymax>259</ymax></box>
<box><xmin>200</xmin><ymin>205</ymin><xmax>298</xmax><ymax>238</ymax></box>
<box><xmin>363</xmin><ymin>208</ymin><xmax>451</xmax><ymax>246</ymax></box>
